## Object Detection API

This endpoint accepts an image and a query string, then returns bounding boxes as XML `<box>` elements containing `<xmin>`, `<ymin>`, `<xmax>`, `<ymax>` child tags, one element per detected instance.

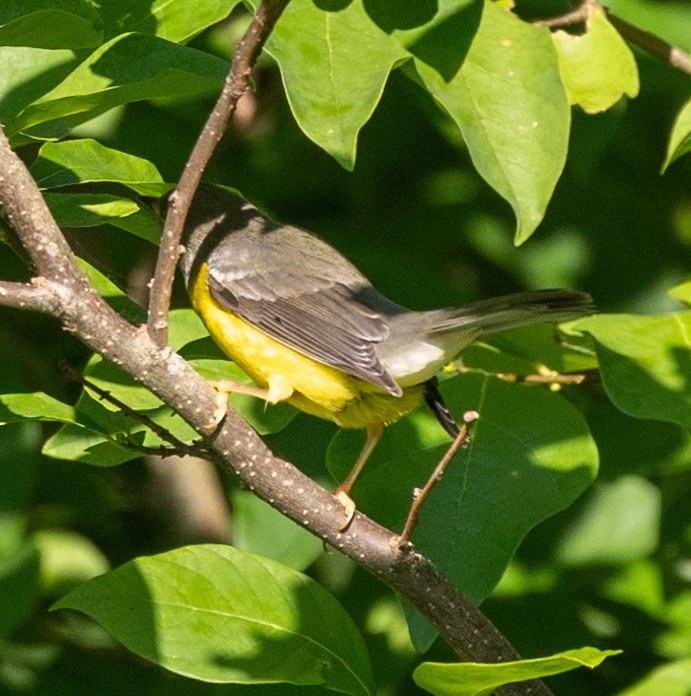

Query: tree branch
<box><xmin>146</xmin><ymin>0</ymin><xmax>292</xmax><ymax>348</ymax></box>
<box><xmin>0</xmin><ymin>279</ymin><xmax>62</xmax><ymax>314</ymax></box>
<box><xmin>605</xmin><ymin>9</ymin><xmax>691</xmax><ymax>77</ymax></box>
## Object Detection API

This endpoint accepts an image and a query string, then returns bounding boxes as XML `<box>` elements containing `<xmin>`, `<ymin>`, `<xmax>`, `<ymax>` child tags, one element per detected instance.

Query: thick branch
<box><xmin>147</xmin><ymin>0</ymin><xmax>291</xmax><ymax>347</ymax></box>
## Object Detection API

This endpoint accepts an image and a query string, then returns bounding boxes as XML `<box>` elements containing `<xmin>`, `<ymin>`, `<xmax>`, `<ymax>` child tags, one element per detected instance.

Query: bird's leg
<box><xmin>333</xmin><ymin>424</ymin><xmax>384</xmax><ymax>529</ymax></box>
<box><xmin>206</xmin><ymin>376</ymin><xmax>293</xmax><ymax>431</ymax></box>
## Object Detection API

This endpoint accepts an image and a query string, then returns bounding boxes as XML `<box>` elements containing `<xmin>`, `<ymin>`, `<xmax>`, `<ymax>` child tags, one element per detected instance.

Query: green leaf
<box><xmin>669</xmin><ymin>279</ymin><xmax>691</xmax><ymax>307</ymax></box>
<box><xmin>552</xmin><ymin>7</ymin><xmax>639</xmax><ymax>114</ymax></box>
<box><xmin>663</xmin><ymin>99</ymin><xmax>691</xmax><ymax>171</ymax></box>
<box><xmin>0</xmin><ymin>0</ymin><xmax>102</xmax><ymax>49</ymax></box>
<box><xmin>557</xmin><ymin>475</ymin><xmax>661</xmax><ymax>565</ymax></box>
<box><xmin>53</xmin><ymin>545</ymin><xmax>375</xmax><ymax>695</ymax></box>
<box><xmin>329</xmin><ymin>373</ymin><xmax>598</xmax><ymax>606</ymax></box>
<box><xmin>8</xmin><ymin>32</ymin><xmax>228</xmax><ymax>138</ymax></box>
<box><xmin>0</xmin><ymin>393</ymin><xmax>76</xmax><ymax>425</ymax></box>
<box><xmin>617</xmin><ymin>658</ymin><xmax>691</xmax><ymax>696</ymax></box>
<box><xmin>0</xmin><ymin>46</ymin><xmax>78</xmax><ymax>127</ymax></box>
<box><xmin>574</xmin><ymin>313</ymin><xmax>691</xmax><ymax>430</ymax></box>
<box><xmin>42</xmin><ymin>422</ymin><xmax>140</xmax><ymax>467</ymax></box>
<box><xmin>231</xmin><ymin>491</ymin><xmax>324</xmax><ymax>571</ymax></box>
<box><xmin>263</xmin><ymin>0</ymin><xmax>407</xmax><ymax>170</ymax></box>
<box><xmin>413</xmin><ymin>647</ymin><xmax>621</xmax><ymax>696</ymax></box>
<box><xmin>404</xmin><ymin>0</ymin><xmax>570</xmax><ymax>242</ymax></box>
<box><xmin>98</xmin><ymin>0</ymin><xmax>244</xmax><ymax>43</ymax></box>
<box><xmin>31</xmin><ymin>139</ymin><xmax>170</xmax><ymax>197</ymax></box>
<box><xmin>44</xmin><ymin>192</ymin><xmax>140</xmax><ymax>228</ymax></box>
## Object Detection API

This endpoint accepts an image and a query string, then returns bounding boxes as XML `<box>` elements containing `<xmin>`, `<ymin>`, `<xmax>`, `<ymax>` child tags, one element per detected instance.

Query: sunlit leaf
<box><xmin>663</xmin><ymin>99</ymin><xmax>691</xmax><ymax>172</ymax></box>
<box><xmin>413</xmin><ymin>647</ymin><xmax>621</xmax><ymax>695</ymax></box>
<box><xmin>552</xmin><ymin>6</ymin><xmax>639</xmax><ymax>114</ymax></box>
<box><xmin>31</xmin><ymin>139</ymin><xmax>170</xmax><ymax>197</ymax></box>
<box><xmin>53</xmin><ymin>545</ymin><xmax>376</xmax><ymax>695</ymax></box>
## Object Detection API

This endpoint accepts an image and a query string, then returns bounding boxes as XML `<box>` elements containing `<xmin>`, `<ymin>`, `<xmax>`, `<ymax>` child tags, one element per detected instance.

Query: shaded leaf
<box><xmin>31</xmin><ymin>139</ymin><xmax>170</xmax><ymax>197</ymax></box>
<box><xmin>552</xmin><ymin>7</ymin><xmax>639</xmax><ymax>114</ymax></box>
<box><xmin>574</xmin><ymin>313</ymin><xmax>691</xmax><ymax>430</ymax></box>
<box><xmin>53</xmin><ymin>545</ymin><xmax>375</xmax><ymax>695</ymax></box>
<box><xmin>8</xmin><ymin>33</ymin><xmax>228</xmax><ymax>137</ymax></box>
<box><xmin>404</xmin><ymin>0</ymin><xmax>570</xmax><ymax>242</ymax></box>
<box><xmin>97</xmin><ymin>0</ymin><xmax>244</xmax><ymax>43</ymax></box>
<box><xmin>0</xmin><ymin>0</ymin><xmax>102</xmax><ymax>49</ymax></box>
<box><xmin>413</xmin><ymin>647</ymin><xmax>621</xmax><ymax>696</ymax></box>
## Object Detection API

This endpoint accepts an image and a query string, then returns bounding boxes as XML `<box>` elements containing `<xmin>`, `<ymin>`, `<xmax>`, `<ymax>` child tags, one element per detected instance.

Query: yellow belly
<box><xmin>189</xmin><ymin>264</ymin><xmax>424</xmax><ymax>430</ymax></box>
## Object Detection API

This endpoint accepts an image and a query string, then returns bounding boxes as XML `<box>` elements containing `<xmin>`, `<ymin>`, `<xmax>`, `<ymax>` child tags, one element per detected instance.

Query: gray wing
<box><xmin>206</xmin><ymin>256</ymin><xmax>403</xmax><ymax>398</ymax></box>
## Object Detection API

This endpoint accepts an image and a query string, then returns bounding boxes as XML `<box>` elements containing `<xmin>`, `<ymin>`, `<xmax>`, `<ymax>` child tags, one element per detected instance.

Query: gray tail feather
<box><xmin>428</xmin><ymin>289</ymin><xmax>594</xmax><ymax>336</ymax></box>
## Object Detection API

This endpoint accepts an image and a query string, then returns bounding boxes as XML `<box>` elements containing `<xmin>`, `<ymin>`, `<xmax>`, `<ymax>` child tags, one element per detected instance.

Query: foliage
<box><xmin>1</xmin><ymin>1</ymin><xmax>690</xmax><ymax>696</ymax></box>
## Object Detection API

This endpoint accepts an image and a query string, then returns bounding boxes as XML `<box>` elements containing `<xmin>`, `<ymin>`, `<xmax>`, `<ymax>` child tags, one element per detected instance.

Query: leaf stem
<box><xmin>146</xmin><ymin>0</ymin><xmax>292</xmax><ymax>348</ymax></box>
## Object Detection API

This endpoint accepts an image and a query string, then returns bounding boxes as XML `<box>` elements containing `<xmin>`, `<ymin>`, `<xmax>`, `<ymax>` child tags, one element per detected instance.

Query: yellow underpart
<box><xmin>190</xmin><ymin>263</ymin><xmax>425</xmax><ymax>430</ymax></box>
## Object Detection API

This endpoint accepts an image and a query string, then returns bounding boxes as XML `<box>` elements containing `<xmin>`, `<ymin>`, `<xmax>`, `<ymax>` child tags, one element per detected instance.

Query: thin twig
<box><xmin>606</xmin><ymin>9</ymin><xmax>691</xmax><ymax>77</ymax></box>
<box><xmin>146</xmin><ymin>0</ymin><xmax>292</xmax><ymax>347</ymax></box>
<box><xmin>453</xmin><ymin>364</ymin><xmax>590</xmax><ymax>387</ymax></box>
<box><xmin>61</xmin><ymin>360</ymin><xmax>213</xmax><ymax>459</ymax></box>
<box><xmin>398</xmin><ymin>411</ymin><xmax>479</xmax><ymax>546</ymax></box>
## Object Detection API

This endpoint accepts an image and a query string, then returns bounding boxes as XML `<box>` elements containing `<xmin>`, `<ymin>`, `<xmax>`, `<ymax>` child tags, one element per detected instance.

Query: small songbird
<box><xmin>179</xmin><ymin>185</ymin><xmax>593</xmax><ymax>522</ymax></box>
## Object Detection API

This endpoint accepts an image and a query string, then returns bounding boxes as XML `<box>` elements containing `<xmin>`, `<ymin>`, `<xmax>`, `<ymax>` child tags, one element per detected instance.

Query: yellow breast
<box><xmin>189</xmin><ymin>264</ymin><xmax>424</xmax><ymax>430</ymax></box>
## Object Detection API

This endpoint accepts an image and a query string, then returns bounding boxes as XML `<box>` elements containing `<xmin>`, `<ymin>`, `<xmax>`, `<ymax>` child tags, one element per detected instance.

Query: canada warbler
<box><xmin>180</xmin><ymin>185</ymin><xmax>593</xmax><ymax>521</ymax></box>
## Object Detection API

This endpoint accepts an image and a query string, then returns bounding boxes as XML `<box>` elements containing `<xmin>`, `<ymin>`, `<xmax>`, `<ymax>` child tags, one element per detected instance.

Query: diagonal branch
<box><xmin>146</xmin><ymin>0</ymin><xmax>292</xmax><ymax>348</ymax></box>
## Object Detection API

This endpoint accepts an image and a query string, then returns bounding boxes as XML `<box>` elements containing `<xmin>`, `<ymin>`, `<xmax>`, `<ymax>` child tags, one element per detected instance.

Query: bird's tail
<box><xmin>427</xmin><ymin>289</ymin><xmax>594</xmax><ymax>337</ymax></box>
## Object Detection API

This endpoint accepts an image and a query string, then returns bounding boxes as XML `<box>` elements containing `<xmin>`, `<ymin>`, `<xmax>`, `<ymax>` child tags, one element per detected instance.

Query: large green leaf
<box><xmin>329</xmin><ymin>372</ymin><xmax>598</xmax><ymax>606</ymax></box>
<box><xmin>574</xmin><ymin>313</ymin><xmax>691</xmax><ymax>430</ymax></box>
<box><xmin>552</xmin><ymin>6</ymin><xmax>639</xmax><ymax>114</ymax></box>
<box><xmin>7</xmin><ymin>32</ymin><xmax>228</xmax><ymax>137</ymax></box>
<box><xmin>53</xmin><ymin>545</ymin><xmax>375</xmax><ymax>695</ymax></box>
<box><xmin>30</xmin><ymin>139</ymin><xmax>171</xmax><ymax>197</ymax></box>
<box><xmin>97</xmin><ymin>0</ymin><xmax>244</xmax><ymax>43</ymax></box>
<box><xmin>263</xmin><ymin>0</ymin><xmax>407</xmax><ymax>170</ymax></box>
<box><xmin>413</xmin><ymin>647</ymin><xmax>621</xmax><ymax>696</ymax></box>
<box><xmin>0</xmin><ymin>0</ymin><xmax>102</xmax><ymax>49</ymax></box>
<box><xmin>402</xmin><ymin>0</ymin><xmax>570</xmax><ymax>242</ymax></box>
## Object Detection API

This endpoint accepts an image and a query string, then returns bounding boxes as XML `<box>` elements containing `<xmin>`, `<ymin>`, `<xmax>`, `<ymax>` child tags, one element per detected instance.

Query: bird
<box><xmin>179</xmin><ymin>185</ymin><xmax>593</xmax><ymax>523</ymax></box>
